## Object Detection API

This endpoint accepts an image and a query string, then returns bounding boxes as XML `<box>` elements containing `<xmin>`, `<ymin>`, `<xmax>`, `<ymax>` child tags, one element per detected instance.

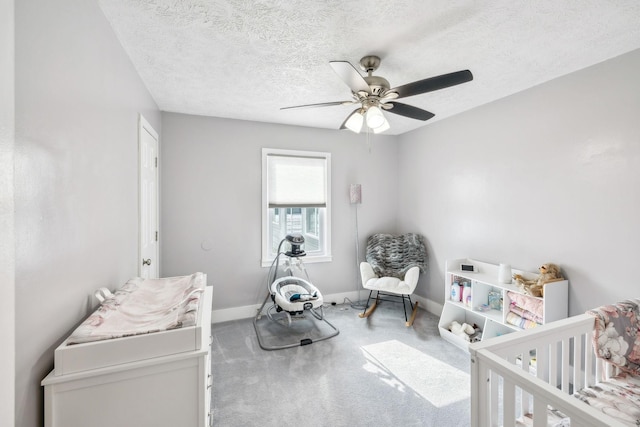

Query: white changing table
<box><xmin>42</xmin><ymin>284</ymin><xmax>213</xmax><ymax>427</ymax></box>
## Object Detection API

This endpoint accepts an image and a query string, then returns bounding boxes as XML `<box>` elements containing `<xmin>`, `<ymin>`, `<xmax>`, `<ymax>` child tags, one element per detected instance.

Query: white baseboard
<box><xmin>413</xmin><ymin>295</ymin><xmax>444</xmax><ymax>317</ymax></box>
<box><xmin>211</xmin><ymin>291</ymin><xmax>443</xmax><ymax>324</ymax></box>
<box><xmin>211</xmin><ymin>303</ymin><xmax>263</xmax><ymax>324</ymax></box>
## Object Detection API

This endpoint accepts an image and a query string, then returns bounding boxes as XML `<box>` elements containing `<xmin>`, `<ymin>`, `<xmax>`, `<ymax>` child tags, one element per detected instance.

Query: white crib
<box><xmin>469</xmin><ymin>313</ymin><xmax>631</xmax><ymax>427</ymax></box>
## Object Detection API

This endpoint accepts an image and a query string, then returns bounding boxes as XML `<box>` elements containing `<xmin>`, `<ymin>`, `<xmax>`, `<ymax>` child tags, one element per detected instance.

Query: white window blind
<box><xmin>267</xmin><ymin>154</ymin><xmax>327</xmax><ymax>208</ymax></box>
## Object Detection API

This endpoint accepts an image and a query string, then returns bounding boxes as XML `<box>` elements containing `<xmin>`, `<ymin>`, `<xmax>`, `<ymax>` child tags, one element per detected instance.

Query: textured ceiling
<box><xmin>98</xmin><ymin>1</ymin><xmax>640</xmax><ymax>135</ymax></box>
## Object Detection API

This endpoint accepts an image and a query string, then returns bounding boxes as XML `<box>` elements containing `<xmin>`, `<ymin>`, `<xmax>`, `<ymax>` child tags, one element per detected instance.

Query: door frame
<box><xmin>138</xmin><ymin>114</ymin><xmax>159</xmax><ymax>278</ymax></box>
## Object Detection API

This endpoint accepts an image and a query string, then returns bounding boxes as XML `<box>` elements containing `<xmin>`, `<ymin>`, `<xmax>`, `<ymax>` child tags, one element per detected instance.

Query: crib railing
<box><xmin>469</xmin><ymin>314</ymin><xmax>626</xmax><ymax>427</ymax></box>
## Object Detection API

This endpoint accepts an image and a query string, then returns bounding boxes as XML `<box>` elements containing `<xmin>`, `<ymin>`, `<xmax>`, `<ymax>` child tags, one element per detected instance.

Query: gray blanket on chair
<box><xmin>365</xmin><ymin>233</ymin><xmax>427</xmax><ymax>279</ymax></box>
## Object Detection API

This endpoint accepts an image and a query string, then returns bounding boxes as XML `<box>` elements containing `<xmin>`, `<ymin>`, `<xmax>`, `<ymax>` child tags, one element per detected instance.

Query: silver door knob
<box><xmin>142</xmin><ymin>258</ymin><xmax>152</xmax><ymax>266</ymax></box>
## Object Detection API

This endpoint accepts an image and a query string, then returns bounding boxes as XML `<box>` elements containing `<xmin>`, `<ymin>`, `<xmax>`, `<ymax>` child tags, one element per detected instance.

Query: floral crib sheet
<box><xmin>574</xmin><ymin>370</ymin><xmax>640</xmax><ymax>426</ymax></box>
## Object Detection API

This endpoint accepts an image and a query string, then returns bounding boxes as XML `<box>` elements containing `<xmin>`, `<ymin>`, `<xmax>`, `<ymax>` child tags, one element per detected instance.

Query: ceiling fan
<box><xmin>282</xmin><ymin>55</ymin><xmax>473</xmax><ymax>134</ymax></box>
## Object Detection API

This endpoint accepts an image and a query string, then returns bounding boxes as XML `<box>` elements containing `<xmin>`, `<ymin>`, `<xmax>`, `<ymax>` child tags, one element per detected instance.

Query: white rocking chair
<box><xmin>359</xmin><ymin>233</ymin><xmax>427</xmax><ymax>326</ymax></box>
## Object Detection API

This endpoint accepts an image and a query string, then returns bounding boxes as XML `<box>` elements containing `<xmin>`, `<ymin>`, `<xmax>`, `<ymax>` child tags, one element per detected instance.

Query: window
<box><xmin>262</xmin><ymin>148</ymin><xmax>331</xmax><ymax>266</ymax></box>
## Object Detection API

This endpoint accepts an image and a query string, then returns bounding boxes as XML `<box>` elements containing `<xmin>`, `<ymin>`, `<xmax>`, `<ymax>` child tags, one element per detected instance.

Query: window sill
<box><xmin>261</xmin><ymin>254</ymin><xmax>332</xmax><ymax>268</ymax></box>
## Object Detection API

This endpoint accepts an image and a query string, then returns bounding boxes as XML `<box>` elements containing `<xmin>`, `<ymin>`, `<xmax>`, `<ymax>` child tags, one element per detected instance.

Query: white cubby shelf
<box><xmin>438</xmin><ymin>258</ymin><xmax>568</xmax><ymax>352</ymax></box>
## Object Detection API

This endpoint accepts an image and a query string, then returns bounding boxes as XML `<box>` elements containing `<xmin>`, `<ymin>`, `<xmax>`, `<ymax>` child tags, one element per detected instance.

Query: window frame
<box><xmin>261</xmin><ymin>148</ymin><xmax>332</xmax><ymax>267</ymax></box>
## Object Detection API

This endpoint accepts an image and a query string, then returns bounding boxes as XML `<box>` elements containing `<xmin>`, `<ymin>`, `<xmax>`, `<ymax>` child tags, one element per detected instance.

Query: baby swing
<box><xmin>253</xmin><ymin>234</ymin><xmax>339</xmax><ymax>350</ymax></box>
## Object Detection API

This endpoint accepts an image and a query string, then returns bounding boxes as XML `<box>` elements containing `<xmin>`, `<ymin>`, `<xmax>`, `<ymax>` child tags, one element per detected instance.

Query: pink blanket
<box><xmin>507</xmin><ymin>291</ymin><xmax>544</xmax><ymax>319</ymax></box>
<box><xmin>67</xmin><ymin>273</ymin><xmax>205</xmax><ymax>345</ymax></box>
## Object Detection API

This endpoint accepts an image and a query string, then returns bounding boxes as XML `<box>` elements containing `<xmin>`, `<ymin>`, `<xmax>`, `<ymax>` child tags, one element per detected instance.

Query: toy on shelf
<box><xmin>448</xmin><ymin>321</ymin><xmax>482</xmax><ymax>342</ymax></box>
<box><xmin>513</xmin><ymin>263</ymin><xmax>563</xmax><ymax>297</ymax></box>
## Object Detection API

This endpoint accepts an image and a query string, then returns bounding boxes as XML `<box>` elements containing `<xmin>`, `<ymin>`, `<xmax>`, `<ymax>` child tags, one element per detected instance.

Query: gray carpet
<box><xmin>211</xmin><ymin>301</ymin><xmax>471</xmax><ymax>427</ymax></box>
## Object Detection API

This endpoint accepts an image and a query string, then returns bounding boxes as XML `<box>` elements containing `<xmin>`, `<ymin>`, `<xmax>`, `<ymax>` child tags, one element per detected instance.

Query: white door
<box><xmin>139</xmin><ymin>115</ymin><xmax>159</xmax><ymax>279</ymax></box>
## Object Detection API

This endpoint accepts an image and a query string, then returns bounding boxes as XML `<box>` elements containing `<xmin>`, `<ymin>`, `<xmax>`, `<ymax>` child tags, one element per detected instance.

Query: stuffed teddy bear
<box><xmin>448</xmin><ymin>320</ymin><xmax>475</xmax><ymax>342</ymax></box>
<box><xmin>513</xmin><ymin>263</ymin><xmax>563</xmax><ymax>297</ymax></box>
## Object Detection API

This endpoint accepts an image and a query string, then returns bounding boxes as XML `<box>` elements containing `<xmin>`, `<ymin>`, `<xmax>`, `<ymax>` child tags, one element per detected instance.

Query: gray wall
<box><xmin>161</xmin><ymin>113</ymin><xmax>398</xmax><ymax>310</ymax></box>
<box><xmin>397</xmin><ymin>49</ymin><xmax>640</xmax><ymax>316</ymax></box>
<box><xmin>1</xmin><ymin>0</ymin><xmax>15</xmax><ymax>425</ymax></box>
<box><xmin>14</xmin><ymin>1</ymin><xmax>160</xmax><ymax>426</ymax></box>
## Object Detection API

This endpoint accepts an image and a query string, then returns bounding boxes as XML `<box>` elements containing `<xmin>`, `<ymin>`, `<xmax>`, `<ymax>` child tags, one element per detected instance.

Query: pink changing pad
<box><xmin>68</xmin><ymin>272</ymin><xmax>205</xmax><ymax>345</ymax></box>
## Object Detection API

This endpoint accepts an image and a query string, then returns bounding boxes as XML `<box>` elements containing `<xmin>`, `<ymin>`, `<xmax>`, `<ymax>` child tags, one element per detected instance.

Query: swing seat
<box><xmin>271</xmin><ymin>276</ymin><xmax>323</xmax><ymax>313</ymax></box>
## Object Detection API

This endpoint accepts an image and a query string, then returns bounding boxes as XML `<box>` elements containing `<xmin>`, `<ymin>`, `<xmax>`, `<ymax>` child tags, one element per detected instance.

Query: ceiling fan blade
<box><xmin>384</xmin><ymin>102</ymin><xmax>435</xmax><ymax>121</ymax></box>
<box><xmin>281</xmin><ymin>100</ymin><xmax>354</xmax><ymax>110</ymax></box>
<box><xmin>329</xmin><ymin>61</ymin><xmax>371</xmax><ymax>94</ymax></box>
<box><xmin>391</xmin><ymin>70</ymin><xmax>473</xmax><ymax>99</ymax></box>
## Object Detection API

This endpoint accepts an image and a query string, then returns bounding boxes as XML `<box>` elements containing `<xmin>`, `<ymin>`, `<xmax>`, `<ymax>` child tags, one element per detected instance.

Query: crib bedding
<box><xmin>573</xmin><ymin>371</ymin><xmax>640</xmax><ymax>426</ymax></box>
<box><xmin>514</xmin><ymin>373</ymin><xmax>640</xmax><ymax>427</ymax></box>
<box><xmin>68</xmin><ymin>272</ymin><xmax>205</xmax><ymax>345</ymax></box>
<box><xmin>588</xmin><ymin>298</ymin><xmax>640</xmax><ymax>376</ymax></box>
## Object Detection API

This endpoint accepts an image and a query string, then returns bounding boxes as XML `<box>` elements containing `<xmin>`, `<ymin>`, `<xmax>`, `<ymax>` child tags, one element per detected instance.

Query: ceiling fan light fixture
<box><xmin>344</xmin><ymin>110</ymin><xmax>364</xmax><ymax>133</ymax></box>
<box><xmin>365</xmin><ymin>105</ymin><xmax>385</xmax><ymax>129</ymax></box>
<box><xmin>373</xmin><ymin>117</ymin><xmax>390</xmax><ymax>134</ymax></box>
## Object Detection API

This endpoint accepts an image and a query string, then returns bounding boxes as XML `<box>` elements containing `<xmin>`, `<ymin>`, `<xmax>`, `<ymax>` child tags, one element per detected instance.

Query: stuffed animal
<box><xmin>448</xmin><ymin>320</ymin><xmax>475</xmax><ymax>342</ymax></box>
<box><xmin>513</xmin><ymin>263</ymin><xmax>563</xmax><ymax>297</ymax></box>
